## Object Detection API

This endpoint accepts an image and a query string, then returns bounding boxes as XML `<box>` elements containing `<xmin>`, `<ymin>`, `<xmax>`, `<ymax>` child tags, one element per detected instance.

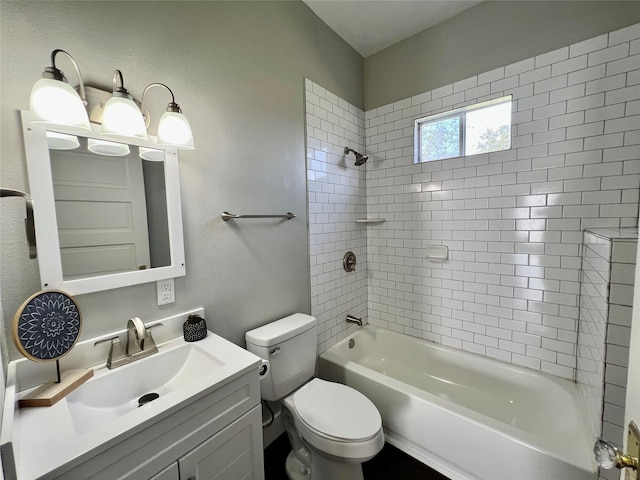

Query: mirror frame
<box><xmin>20</xmin><ymin>110</ymin><xmax>186</xmax><ymax>295</ymax></box>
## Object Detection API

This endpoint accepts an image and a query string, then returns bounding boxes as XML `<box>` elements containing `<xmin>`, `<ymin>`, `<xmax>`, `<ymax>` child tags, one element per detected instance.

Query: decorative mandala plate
<box><xmin>13</xmin><ymin>290</ymin><xmax>82</xmax><ymax>362</ymax></box>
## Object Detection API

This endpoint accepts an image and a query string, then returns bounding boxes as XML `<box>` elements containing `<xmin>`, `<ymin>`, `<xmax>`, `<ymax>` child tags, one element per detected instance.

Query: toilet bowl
<box><xmin>245</xmin><ymin>314</ymin><xmax>384</xmax><ymax>480</ymax></box>
<box><xmin>283</xmin><ymin>378</ymin><xmax>384</xmax><ymax>480</ymax></box>
<box><xmin>286</xmin><ymin>378</ymin><xmax>383</xmax><ymax>461</ymax></box>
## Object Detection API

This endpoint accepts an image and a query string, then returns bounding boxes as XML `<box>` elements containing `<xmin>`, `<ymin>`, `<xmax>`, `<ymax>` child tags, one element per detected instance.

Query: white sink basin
<box><xmin>2</xmin><ymin>325</ymin><xmax>261</xmax><ymax>480</ymax></box>
<box><xmin>66</xmin><ymin>341</ymin><xmax>225</xmax><ymax>434</ymax></box>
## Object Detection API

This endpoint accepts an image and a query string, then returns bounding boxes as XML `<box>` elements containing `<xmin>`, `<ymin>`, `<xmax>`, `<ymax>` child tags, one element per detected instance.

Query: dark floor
<box><xmin>264</xmin><ymin>433</ymin><xmax>449</xmax><ymax>480</ymax></box>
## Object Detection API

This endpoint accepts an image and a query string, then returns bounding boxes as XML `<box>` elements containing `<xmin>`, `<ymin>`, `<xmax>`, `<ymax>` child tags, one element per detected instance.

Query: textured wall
<box><xmin>365</xmin><ymin>1</ymin><xmax>640</xmax><ymax>109</ymax></box>
<box><xmin>364</xmin><ymin>24</ymin><xmax>640</xmax><ymax>380</ymax></box>
<box><xmin>305</xmin><ymin>79</ymin><xmax>368</xmax><ymax>353</ymax></box>
<box><xmin>0</xmin><ymin>1</ymin><xmax>363</xmax><ymax>361</ymax></box>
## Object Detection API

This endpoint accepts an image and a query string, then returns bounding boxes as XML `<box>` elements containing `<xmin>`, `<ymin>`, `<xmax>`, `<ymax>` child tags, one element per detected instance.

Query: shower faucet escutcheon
<box><xmin>343</xmin><ymin>251</ymin><xmax>356</xmax><ymax>272</ymax></box>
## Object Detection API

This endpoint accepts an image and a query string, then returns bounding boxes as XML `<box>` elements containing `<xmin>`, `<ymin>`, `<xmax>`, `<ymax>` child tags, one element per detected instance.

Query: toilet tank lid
<box><xmin>245</xmin><ymin>313</ymin><xmax>316</xmax><ymax>347</ymax></box>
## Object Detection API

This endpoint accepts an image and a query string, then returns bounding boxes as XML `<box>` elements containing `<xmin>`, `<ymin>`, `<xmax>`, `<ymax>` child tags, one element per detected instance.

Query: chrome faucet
<box><xmin>346</xmin><ymin>315</ymin><xmax>363</xmax><ymax>327</ymax></box>
<box><xmin>94</xmin><ymin>317</ymin><xmax>161</xmax><ymax>369</ymax></box>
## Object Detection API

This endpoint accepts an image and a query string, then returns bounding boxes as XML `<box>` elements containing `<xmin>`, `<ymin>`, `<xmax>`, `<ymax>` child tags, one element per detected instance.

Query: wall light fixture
<box><xmin>29</xmin><ymin>49</ymin><xmax>91</xmax><ymax>134</ymax></box>
<box><xmin>101</xmin><ymin>70</ymin><xmax>148</xmax><ymax>143</ymax></box>
<box><xmin>141</xmin><ymin>83</ymin><xmax>194</xmax><ymax>150</ymax></box>
<box><xmin>29</xmin><ymin>50</ymin><xmax>195</xmax><ymax>151</ymax></box>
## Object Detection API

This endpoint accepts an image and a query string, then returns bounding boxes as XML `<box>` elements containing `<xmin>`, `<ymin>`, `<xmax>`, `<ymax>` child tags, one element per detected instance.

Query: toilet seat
<box><xmin>294</xmin><ymin>378</ymin><xmax>382</xmax><ymax>441</ymax></box>
<box><xmin>285</xmin><ymin>378</ymin><xmax>384</xmax><ymax>462</ymax></box>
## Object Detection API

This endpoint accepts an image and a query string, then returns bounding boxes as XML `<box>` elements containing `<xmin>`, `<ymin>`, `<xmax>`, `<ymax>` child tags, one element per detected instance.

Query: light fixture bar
<box><xmin>30</xmin><ymin>51</ymin><xmax>194</xmax><ymax>150</ymax></box>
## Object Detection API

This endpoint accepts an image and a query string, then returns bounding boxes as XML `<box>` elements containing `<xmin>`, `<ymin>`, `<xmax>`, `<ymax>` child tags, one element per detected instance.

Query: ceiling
<box><xmin>303</xmin><ymin>0</ymin><xmax>482</xmax><ymax>57</ymax></box>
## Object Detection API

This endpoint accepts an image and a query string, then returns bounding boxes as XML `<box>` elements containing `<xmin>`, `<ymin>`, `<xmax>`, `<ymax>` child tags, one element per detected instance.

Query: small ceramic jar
<box><xmin>183</xmin><ymin>315</ymin><xmax>207</xmax><ymax>342</ymax></box>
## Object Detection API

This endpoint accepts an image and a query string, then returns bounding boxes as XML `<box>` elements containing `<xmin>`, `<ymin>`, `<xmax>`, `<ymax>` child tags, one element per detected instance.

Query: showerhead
<box><xmin>344</xmin><ymin>146</ymin><xmax>368</xmax><ymax>166</ymax></box>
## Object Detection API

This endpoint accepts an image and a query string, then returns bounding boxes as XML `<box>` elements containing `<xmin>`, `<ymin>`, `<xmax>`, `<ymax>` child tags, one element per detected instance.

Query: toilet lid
<box><xmin>293</xmin><ymin>378</ymin><xmax>382</xmax><ymax>441</ymax></box>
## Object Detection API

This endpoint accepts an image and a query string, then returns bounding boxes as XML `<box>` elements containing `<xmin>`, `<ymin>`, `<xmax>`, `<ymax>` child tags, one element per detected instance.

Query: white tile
<box><xmin>585</xmin><ymin>104</ymin><xmax>626</xmax><ymax>123</ymax></box>
<box><xmin>549</xmin><ymin>111</ymin><xmax>585</xmax><ymax>129</ymax></box>
<box><xmin>536</xmin><ymin>47</ymin><xmax>569</xmax><ymax>67</ymax></box>
<box><xmin>431</xmin><ymin>84</ymin><xmax>453</xmax><ymax>99</ymax></box>
<box><xmin>606</xmin><ymin>85</ymin><xmax>640</xmax><ymax>105</ymax></box>
<box><xmin>551</xmin><ymin>55</ymin><xmax>588</xmax><ymax>76</ymax></box>
<box><xmin>478</xmin><ymin>66</ymin><xmax>504</xmax><ymax>85</ymax></box>
<box><xmin>612</xmin><ymin>242</ymin><xmax>638</xmax><ymax>263</ymax></box>
<box><xmin>588</xmin><ymin>43</ymin><xmax>630</xmax><ymax>67</ymax></box>
<box><xmin>586</xmin><ymin>74</ymin><xmax>626</xmax><ymax>95</ymax></box>
<box><xmin>570</xmin><ymin>34</ymin><xmax>609</xmax><ymax>57</ymax></box>
<box><xmin>506</xmin><ymin>57</ymin><xmax>535</xmax><ymax>76</ymax></box>
<box><xmin>453</xmin><ymin>76</ymin><xmax>478</xmax><ymax>93</ymax></box>
<box><xmin>607</xmin><ymin>54</ymin><xmax>640</xmax><ymax>76</ymax></box>
<box><xmin>609</xmin><ymin>23</ymin><xmax>640</xmax><ymax>46</ymax></box>
<box><xmin>534</xmin><ymin>75</ymin><xmax>568</xmax><ymax>95</ymax></box>
<box><xmin>604</xmin><ymin>383</ymin><xmax>627</xmax><ymax>408</ymax></box>
<box><xmin>550</xmin><ymin>83</ymin><xmax>586</xmax><ymax>103</ymax></box>
<box><xmin>606</xmin><ymin>344</ymin><xmax>630</xmax><ymax>367</ymax></box>
<box><xmin>609</xmin><ymin>284</ymin><xmax>635</xmax><ymax>306</ymax></box>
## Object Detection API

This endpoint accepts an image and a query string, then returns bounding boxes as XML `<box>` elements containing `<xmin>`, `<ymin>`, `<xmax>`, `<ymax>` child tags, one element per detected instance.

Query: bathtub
<box><xmin>318</xmin><ymin>325</ymin><xmax>596</xmax><ymax>480</ymax></box>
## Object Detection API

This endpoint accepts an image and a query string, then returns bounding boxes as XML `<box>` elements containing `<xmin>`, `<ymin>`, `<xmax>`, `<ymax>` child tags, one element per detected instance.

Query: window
<box><xmin>415</xmin><ymin>96</ymin><xmax>512</xmax><ymax>163</ymax></box>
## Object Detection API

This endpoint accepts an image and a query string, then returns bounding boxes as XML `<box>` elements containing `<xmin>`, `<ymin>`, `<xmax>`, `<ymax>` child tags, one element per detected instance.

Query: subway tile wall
<box><xmin>364</xmin><ymin>24</ymin><xmax>640</xmax><ymax>380</ymax></box>
<box><xmin>604</xmin><ymin>237</ymin><xmax>635</xmax><ymax>442</ymax></box>
<box><xmin>305</xmin><ymin>79</ymin><xmax>368</xmax><ymax>353</ymax></box>
<box><xmin>578</xmin><ymin>228</ymin><xmax>636</xmax><ymax>480</ymax></box>
<box><xmin>578</xmin><ymin>231</ymin><xmax>611</xmax><ymax>442</ymax></box>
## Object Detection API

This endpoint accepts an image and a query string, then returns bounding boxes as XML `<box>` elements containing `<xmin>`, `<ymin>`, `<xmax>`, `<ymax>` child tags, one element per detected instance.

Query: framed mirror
<box><xmin>21</xmin><ymin>110</ymin><xmax>186</xmax><ymax>295</ymax></box>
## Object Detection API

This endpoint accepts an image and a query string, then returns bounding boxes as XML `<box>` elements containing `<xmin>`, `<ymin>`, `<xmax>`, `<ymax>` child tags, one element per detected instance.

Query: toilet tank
<box><xmin>245</xmin><ymin>313</ymin><xmax>317</xmax><ymax>401</ymax></box>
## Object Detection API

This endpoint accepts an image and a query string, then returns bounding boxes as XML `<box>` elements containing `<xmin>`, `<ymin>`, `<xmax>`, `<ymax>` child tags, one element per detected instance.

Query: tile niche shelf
<box><xmin>355</xmin><ymin>218</ymin><xmax>385</xmax><ymax>224</ymax></box>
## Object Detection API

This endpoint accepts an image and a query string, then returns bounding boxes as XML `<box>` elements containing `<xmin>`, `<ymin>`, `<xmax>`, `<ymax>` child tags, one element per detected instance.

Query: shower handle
<box><xmin>343</xmin><ymin>251</ymin><xmax>356</xmax><ymax>272</ymax></box>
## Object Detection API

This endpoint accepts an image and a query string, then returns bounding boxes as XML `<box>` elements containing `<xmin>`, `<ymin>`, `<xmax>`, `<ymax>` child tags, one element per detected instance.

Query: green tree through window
<box><xmin>416</xmin><ymin>96</ymin><xmax>512</xmax><ymax>163</ymax></box>
<box><xmin>475</xmin><ymin>124</ymin><xmax>511</xmax><ymax>154</ymax></box>
<box><xmin>420</xmin><ymin>116</ymin><xmax>460</xmax><ymax>161</ymax></box>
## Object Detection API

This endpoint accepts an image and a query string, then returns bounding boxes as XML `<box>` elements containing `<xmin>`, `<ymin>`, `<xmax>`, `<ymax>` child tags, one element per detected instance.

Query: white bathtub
<box><xmin>318</xmin><ymin>325</ymin><xmax>596</xmax><ymax>480</ymax></box>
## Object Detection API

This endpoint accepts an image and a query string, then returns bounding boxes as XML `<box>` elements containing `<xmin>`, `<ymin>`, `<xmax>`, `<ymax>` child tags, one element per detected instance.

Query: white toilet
<box><xmin>246</xmin><ymin>313</ymin><xmax>384</xmax><ymax>480</ymax></box>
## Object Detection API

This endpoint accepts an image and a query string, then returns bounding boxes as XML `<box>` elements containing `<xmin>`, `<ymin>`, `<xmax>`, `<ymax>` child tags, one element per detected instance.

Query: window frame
<box><xmin>414</xmin><ymin>95</ymin><xmax>512</xmax><ymax>164</ymax></box>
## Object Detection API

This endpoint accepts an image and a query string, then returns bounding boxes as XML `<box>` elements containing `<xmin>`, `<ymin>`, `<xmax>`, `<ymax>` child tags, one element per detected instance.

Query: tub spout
<box><xmin>346</xmin><ymin>315</ymin><xmax>363</xmax><ymax>326</ymax></box>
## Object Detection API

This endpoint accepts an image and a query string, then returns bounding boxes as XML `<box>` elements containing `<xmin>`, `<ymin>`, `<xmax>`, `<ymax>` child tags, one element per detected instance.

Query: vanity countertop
<box><xmin>1</xmin><ymin>324</ymin><xmax>260</xmax><ymax>480</ymax></box>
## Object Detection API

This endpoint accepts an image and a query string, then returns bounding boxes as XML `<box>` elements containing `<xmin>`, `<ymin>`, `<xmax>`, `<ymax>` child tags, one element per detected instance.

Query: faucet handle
<box><xmin>94</xmin><ymin>335</ymin><xmax>125</xmax><ymax>369</ymax></box>
<box><xmin>142</xmin><ymin>323</ymin><xmax>163</xmax><ymax>352</ymax></box>
<box><xmin>94</xmin><ymin>335</ymin><xmax>120</xmax><ymax>347</ymax></box>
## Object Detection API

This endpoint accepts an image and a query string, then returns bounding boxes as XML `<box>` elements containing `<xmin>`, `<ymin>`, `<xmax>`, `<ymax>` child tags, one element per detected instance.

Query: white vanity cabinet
<box><xmin>150</xmin><ymin>406</ymin><xmax>262</xmax><ymax>480</ymax></box>
<box><xmin>51</xmin><ymin>369</ymin><xmax>264</xmax><ymax>480</ymax></box>
<box><xmin>149</xmin><ymin>464</ymin><xmax>179</xmax><ymax>480</ymax></box>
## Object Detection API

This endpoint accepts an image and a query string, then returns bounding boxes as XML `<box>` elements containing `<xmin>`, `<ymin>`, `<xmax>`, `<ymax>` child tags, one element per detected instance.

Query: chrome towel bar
<box><xmin>1</xmin><ymin>188</ymin><xmax>37</xmax><ymax>258</ymax></box>
<box><xmin>221</xmin><ymin>211</ymin><xmax>295</xmax><ymax>221</ymax></box>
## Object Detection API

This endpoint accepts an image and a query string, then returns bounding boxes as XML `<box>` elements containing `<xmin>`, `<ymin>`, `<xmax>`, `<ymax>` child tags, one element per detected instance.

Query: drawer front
<box><xmin>148</xmin><ymin>463</ymin><xmax>179</xmax><ymax>480</ymax></box>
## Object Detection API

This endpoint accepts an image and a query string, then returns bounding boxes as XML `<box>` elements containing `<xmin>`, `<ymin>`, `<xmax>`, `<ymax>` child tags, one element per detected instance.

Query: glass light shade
<box><xmin>139</xmin><ymin>147</ymin><xmax>165</xmax><ymax>161</ymax></box>
<box><xmin>46</xmin><ymin>131</ymin><xmax>80</xmax><ymax>150</ymax></box>
<box><xmin>101</xmin><ymin>96</ymin><xmax>148</xmax><ymax>142</ymax></box>
<box><xmin>87</xmin><ymin>138</ymin><xmax>130</xmax><ymax>157</ymax></box>
<box><xmin>30</xmin><ymin>78</ymin><xmax>91</xmax><ymax>133</ymax></box>
<box><xmin>157</xmin><ymin>111</ymin><xmax>194</xmax><ymax>150</ymax></box>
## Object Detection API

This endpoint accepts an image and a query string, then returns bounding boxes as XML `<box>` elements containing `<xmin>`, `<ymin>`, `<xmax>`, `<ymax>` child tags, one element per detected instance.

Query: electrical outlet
<box><xmin>157</xmin><ymin>279</ymin><xmax>175</xmax><ymax>305</ymax></box>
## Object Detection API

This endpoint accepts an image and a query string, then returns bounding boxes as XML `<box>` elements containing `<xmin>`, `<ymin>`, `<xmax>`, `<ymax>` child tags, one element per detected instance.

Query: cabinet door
<box><xmin>149</xmin><ymin>463</ymin><xmax>179</xmax><ymax>480</ymax></box>
<box><xmin>179</xmin><ymin>405</ymin><xmax>264</xmax><ymax>480</ymax></box>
